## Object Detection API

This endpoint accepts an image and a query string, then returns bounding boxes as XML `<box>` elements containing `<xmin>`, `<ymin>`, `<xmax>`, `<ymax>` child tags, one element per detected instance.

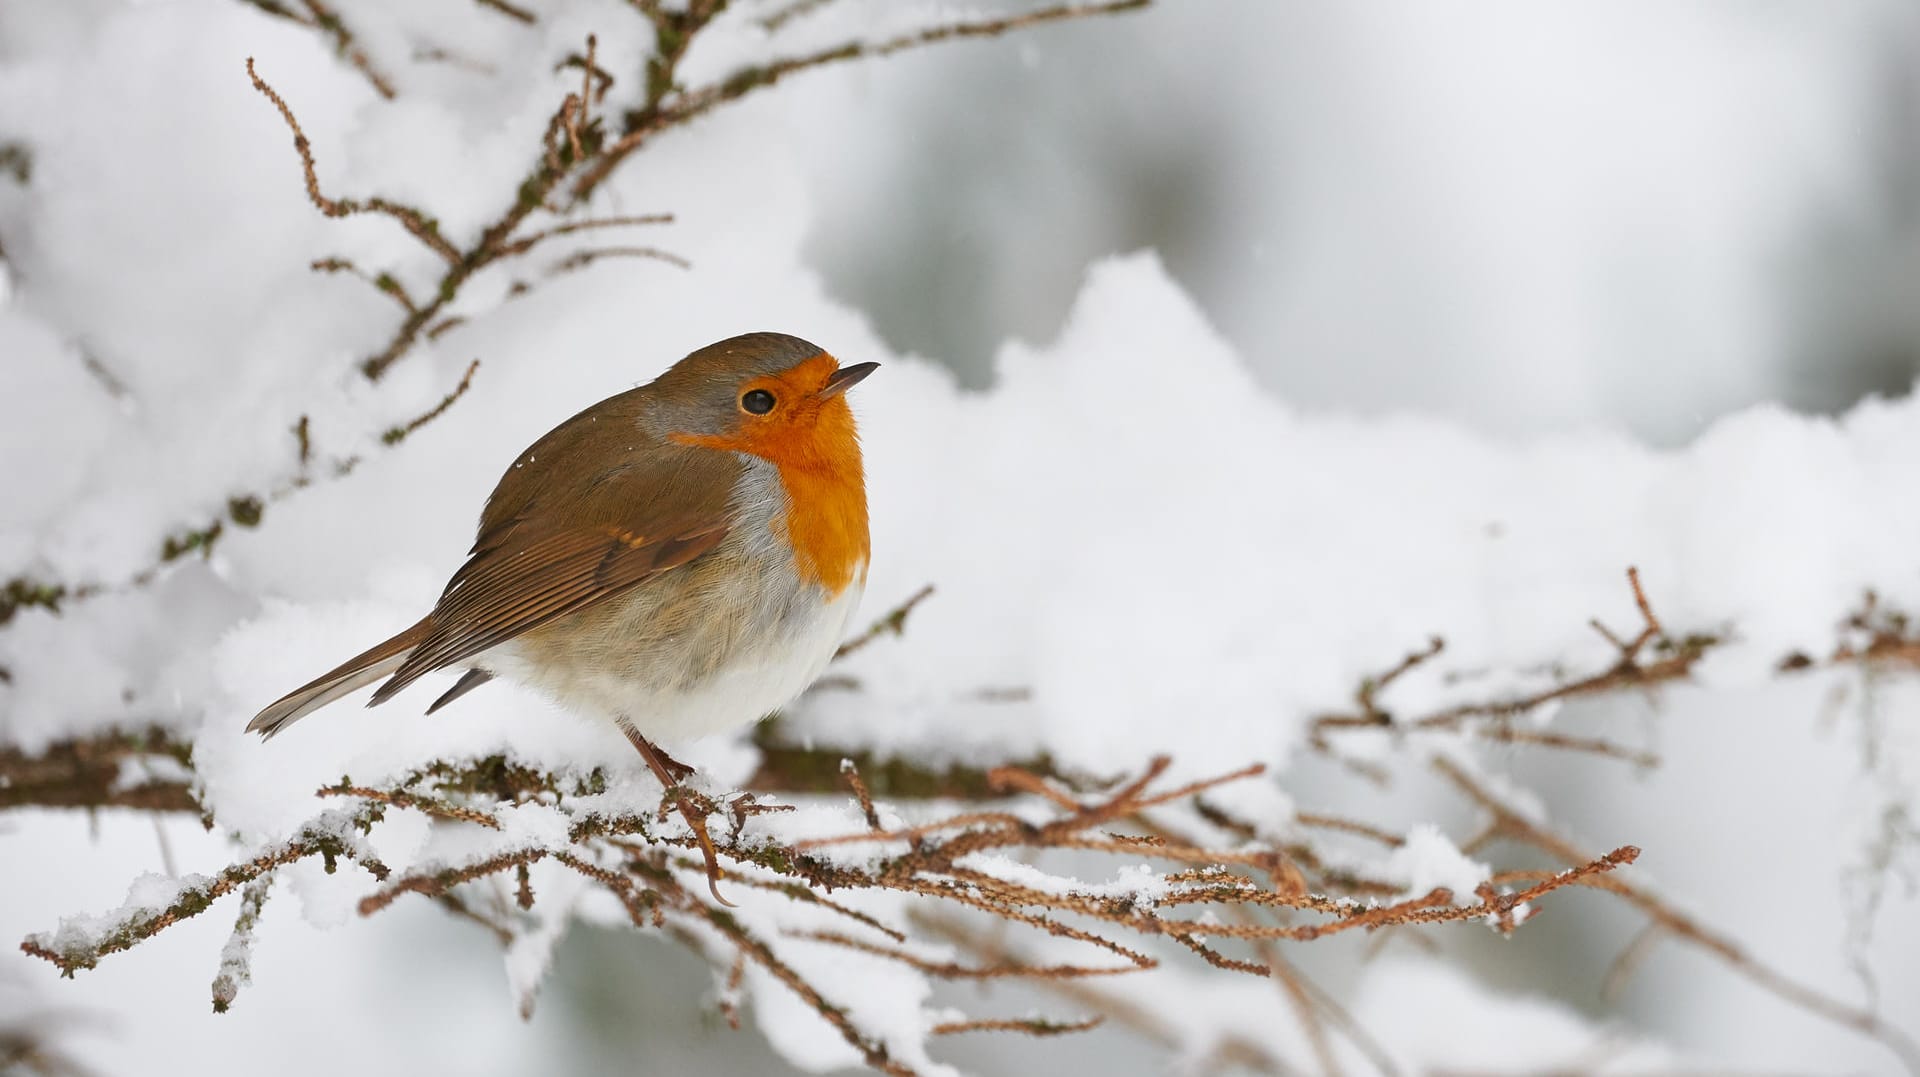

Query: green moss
<box><xmin>227</xmin><ymin>496</ymin><xmax>264</xmax><ymax>528</ymax></box>
<box><xmin>0</xmin><ymin>142</ymin><xmax>30</xmax><ymax>184</ymax></box>
<box><xmin>0</xmin><ymin>577</ymin><xmax>67</xmax><ymax>625</ymax></box>
<box><xmin>160</xmin><ymin>521</ymin><xmax>223</xmax><ymax>562</ymax></box>
<box><xmin>515</xmin><ymin>174</ymin><xmax>545</xmax><ymax>212</ymax></box>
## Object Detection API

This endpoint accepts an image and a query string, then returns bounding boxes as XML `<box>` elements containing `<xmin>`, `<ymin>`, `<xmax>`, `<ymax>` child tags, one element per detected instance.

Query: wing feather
<box><xmin>370</xmin><ymin>520</ymin><xmax>727</xmax><ymax>703</ymax></box>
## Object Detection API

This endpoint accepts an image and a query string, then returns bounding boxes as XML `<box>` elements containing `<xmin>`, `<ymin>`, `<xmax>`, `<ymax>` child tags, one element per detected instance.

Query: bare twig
<box><xmin>380</xmin><ymin>359</ymin><xmax>482</xmax><ymax>446</ymax></box>
<box><xmin>572</xmin><ymin>1</ymin><xmax>1151</xmax><ymax>202</ymax></box>
<box><xmin>317</xmin><ymin>778</ymin><xmax>500</xmax><ymax>828</ymax></box>
<box><xmin>474</xmin><ymin>0</ymin><xmax>536</xmax><ymax>23</ymax></box>
<box><xmin>310</xmin><ymin>257</ymin><xmax>417</xmax><ymax>313</ymax></box>
<box><xmin>246</xmin><ymin>59</ymin><xmax>453</xmax><ymax>262</ymax></box>
<box><xmin>490</xmin><ymin>213</ymin><xmax>673</xmax><ymax>261</ymax></box>
<box><xmin>929</xmin><ymin>1015</ymin><xmax>1103</xmax><ymax>1037</ymax></box>
<box><xmin>1311</xmin><ymin>568</ymin><xmax>1717</xmax><ymax>763</ymax></box>
<box><xmin>23</xmin><ymin>812</ymin><xmax>388</xmax><ymax>975</ymax></box>
<box><xmin>841</xmin><ymin>758</ymin><xmax>882</xmax><ymax>831</ymax></box>
<box><xmin>548</xmin><ymin>245</ymin><xmax>690</xmax><ymax>274</ymax></box>
<box><xmin>1434</xmin><ymin>756</ymin><xmax>1920</xmax><ymax>1074</ymax></box>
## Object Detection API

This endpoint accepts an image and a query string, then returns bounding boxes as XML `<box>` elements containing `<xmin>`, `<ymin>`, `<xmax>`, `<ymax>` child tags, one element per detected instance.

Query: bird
<box><xmin>248</xmin><ymin>331</ymin><xmax>876</xmax><ymax>897</ymax></box>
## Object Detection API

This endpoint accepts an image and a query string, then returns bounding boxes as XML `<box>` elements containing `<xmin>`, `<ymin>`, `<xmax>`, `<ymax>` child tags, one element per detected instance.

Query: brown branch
<box><xmin>489</xmin><ymin>213</ymin><xmax>673</xmax><ymax>261</ymax></box>
<box><xmin>570</xmin><ymin>0</ymin><xmax>1153</xmax><ymax>202</ymax></box>
<box><xmin>569</xmin><ymin>36</ymin><xmax>597</xmax><ymax>161</ymax></box>
<box><xmin>841</xmin><ymin>758</ymin><xmax>883</xmax><ymax>831</ymax></box>
<box><xmin>759</xmin><ymin>0</ymin><xmax>842</xmax><ymax>33</ymax></box>
<box><xmin>242</xmin><ymin>0</ymin><xmax>397</xmax><ymax>99</ymax></box>
<box><xmin>436</xmin><ymin>891</ymin><xmax>517</xmax><ymax>946</ymax></box>
<box><xmin>310</xmin><ymin>257</ymin><xmax>417</xmax><ymax>313</ymax></box>
<box><xmin>245</xmin><ymin>59</ymin><xmax>455</xmax><ymax>263</ymax></box>
<box><xmin>1255</xmin><ymin>940</ymin><xmax>1344</xmax><ymax>1077</ymax></box>
<box><xmin>357</xmin><ymin>847</ymin><xmax>548</xmax><ymax>916</ymax></box>
<box><xmin>1359</xmin><ymin>635</ymin><xmax>1445</xmax><ymax>720</ymax></box>
<box><xmin>298</xmin><ymin>0</ymin><xmax>399</xmax><ymax>99</ymax></box>
<box><xmin>693</xmin><ymin>901</ymin><xmax>916</xmax><ymax>1077</ymax></box>
<box><xmin>317</xmin><ymin>779</ymin><xmax>500</xmax><ymax>828</ymax></box>
<box><xmin>929</xmin><ymin>1015</ymin><xmax>1103</xmax><ymax>1037</ymax></box>
<box><xmin>22</xmin><ymin>813</ymin><xmax>387</xmax><ymax>975</ymax></box>
<box><xmin>910</xmin><ymin>911</ymin><xmax>1296</xmax><ymax>1074</ymax></box>
<box><xmin>1817</xmin><ymin>590</ymin><xmax>1920</xmax><ymax>673</ymax></box>
<box><xmin>547</xmin><ymin>245</ymin><xmax>690</xmax><ymax>274</ymax></box>
<box><xmin>1311</xmin><ymin>567</ymin><xmax>1719</xmax><ymax>763</ymax></box>
<box><xmin>1293</xmin><ymin>812</ymin><xmax>1405</xmax><ymax>848</ymax></box>
<box><xmin>835</xmin><ymin>585</ymin><xmax>936</xmax><ymax>660</ymax></box>
<box><xmin>1434</xmin><ymin>756</ymin><xmax>1920</xmax><ymax>1074</ymax></box>
<box><xmin>380</xmin><ymin>359</ymin><xmax>482</xmax><ymax>446</ymax></box>
<box><xmin>16</xmin><ymin>751</ymin><xmax>1674</xmax><ymax>1073</ymax></box>
<box><xmin>0</xmin><ymin>728</ymin><xmax>198</xmax><ymax>813</ymax></box>
<box><xmin>474</xmin><ymin>0</ymin><xmax>536</xmax><ymax>23</ymax></box>
<box><xmin>796</xmin><ymin>930</ymin><xmax>1137</xmax><ymax>981</ymax></box>
<box><xmin>1471</xmin><ymin>725</ymin><xmax>1660</xmax><ymax>768</ymax></box>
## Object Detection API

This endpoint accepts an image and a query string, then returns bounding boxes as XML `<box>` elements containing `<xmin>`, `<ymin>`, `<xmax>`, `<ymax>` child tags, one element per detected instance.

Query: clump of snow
<box><xmin>1350</xmin><ymin>956</ymin><xmax>1679</xmax><ymax>1072</ymax></box>
<box><xmin>24</xmin><ymin>870</ymin><xmax>211</xmax><ymax>967</ymax></box>
<box><xmin>209</xmin><ymin>877</ymin><xmax>270</xmax><ymax>1013</ymax></box>
<box><xmin>502</xmin><ymin>862</ymin><xmax>590</xmax><ymax>1019</ymax></box>
<box><xmin>950</xmin><ymin>854</ymin><xmax>1169</xmax><ymax>905</ymax></box>
<box><xmin>1382</xmin><ymin>823</ymin><xmax>1491</xmax><ymax>901</ymax></box>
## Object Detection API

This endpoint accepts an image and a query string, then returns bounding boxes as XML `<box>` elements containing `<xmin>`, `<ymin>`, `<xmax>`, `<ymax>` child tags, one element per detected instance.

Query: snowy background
<box><xmin>4</xmin><ymin>1</ymin><xmax>1920</xmax><ymax>1074</ymax></box>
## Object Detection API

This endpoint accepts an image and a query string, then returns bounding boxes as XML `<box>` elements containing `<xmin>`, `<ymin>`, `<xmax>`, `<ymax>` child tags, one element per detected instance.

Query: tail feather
<box><xmin>426</xmin><ymin>668</ymin><xmax>495</xmax><ymax>715</ymax></box>
<box><xmin>247</xmin><ymin>618</ymin><xmax>432</xmax><ymax>739</ymax></box>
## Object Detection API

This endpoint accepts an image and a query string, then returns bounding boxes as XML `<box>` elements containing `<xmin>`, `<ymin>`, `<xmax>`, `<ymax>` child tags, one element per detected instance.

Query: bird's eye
<box><xmin>741</xmin><ymin>389</ymin><xmax>777</xmax><ymax>415</ymax></box>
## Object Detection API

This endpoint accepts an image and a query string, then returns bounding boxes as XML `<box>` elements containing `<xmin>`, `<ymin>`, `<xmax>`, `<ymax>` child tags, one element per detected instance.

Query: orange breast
<box><xmin>671</xmin><ymin>354</ymin><xmax>870</xmax><ymax>595</ymax></box>
<box><xmin>773</xmin><ymin>452</ymin><xmax>869</xmax><ymax>594</ymax></box>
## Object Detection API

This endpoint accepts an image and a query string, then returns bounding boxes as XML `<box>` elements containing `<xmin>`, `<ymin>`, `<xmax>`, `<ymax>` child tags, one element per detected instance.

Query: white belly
<box><xmin>482</xmin><ymin>580</ymin><xmax>864</xmax><ymax>744</ymax></box>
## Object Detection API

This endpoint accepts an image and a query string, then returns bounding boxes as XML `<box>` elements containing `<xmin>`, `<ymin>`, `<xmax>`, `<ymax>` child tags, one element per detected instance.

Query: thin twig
<box><xmin>835</xmin><ymin>585</ymin><xmax>936</xmax><ymax>660</ymax></box>
<box><xmin>571</xmin><ymin>1</ymin><xmax>1152</xmax><ymax>202</ymax></box>
<box><xmin>1434</xmin><ymin>756</ymin><xmax>1920</xmax><ymax>1074</ymax></box>
<box><xmin>474</xmin><ymin>0</ymin><xmax>536</xmax><ymax>23</ymax></box>
<box><xmin>379</xmin><ymin>359</ymin><xmax>482</xmax><ymax>446</ymax></box>
<box><xmin>245</xmin><ymin>60</ymin><xmax>454</xmax><ymax>262</ymax></box>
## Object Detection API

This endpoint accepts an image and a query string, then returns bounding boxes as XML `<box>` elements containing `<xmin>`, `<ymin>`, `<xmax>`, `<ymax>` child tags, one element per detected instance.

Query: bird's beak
<box><xmin>818</xmin><ymin>361</ymin><xmax>879</xmax><ymax>399</ymax></box>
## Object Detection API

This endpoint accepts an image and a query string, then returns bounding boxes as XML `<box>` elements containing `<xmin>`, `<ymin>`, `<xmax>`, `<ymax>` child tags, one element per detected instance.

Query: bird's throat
<box><xmin>673</xmin><ymin>391</ymin><xmax>869</xmax><ymax>595</ymax></box>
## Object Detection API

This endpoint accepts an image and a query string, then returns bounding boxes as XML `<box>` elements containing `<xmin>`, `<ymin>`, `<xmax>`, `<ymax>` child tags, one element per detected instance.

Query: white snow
<box><xmin>1381</xmin><ymin>824</ymin><xmax>1491</xmax><ymax>902</ymax></box>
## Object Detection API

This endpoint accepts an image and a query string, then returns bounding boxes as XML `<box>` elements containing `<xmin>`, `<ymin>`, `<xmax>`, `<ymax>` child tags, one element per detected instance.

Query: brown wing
<box><xmin>369</xmin><ymin>415</ymin><xmax>743</xmax><ymax>705</ymax></box>
<box><xmin>369</xmin><ymin>521</ymin><xmax>725</xmax><ymax>702</ymax></box>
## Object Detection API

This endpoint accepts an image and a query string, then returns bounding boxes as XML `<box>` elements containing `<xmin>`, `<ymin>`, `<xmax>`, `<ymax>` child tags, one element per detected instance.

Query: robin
<box><xmin>248</xmin><ymin>331</ymin><xmax>876</xmax><ymax>898</ymax></box>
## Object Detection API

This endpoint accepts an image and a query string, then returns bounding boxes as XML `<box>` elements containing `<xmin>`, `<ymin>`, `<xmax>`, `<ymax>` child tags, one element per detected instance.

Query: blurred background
<box><xmin>790</xmin><ymin>0</ymin><xmax>1920</xmax><ymax>443</ymax></box>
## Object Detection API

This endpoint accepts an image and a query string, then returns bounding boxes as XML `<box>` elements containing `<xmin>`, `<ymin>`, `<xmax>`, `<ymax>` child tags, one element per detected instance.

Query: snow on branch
<box><xmin>19</xmin><ymin>751</ymin><xmax>1630</xmax><ymax>1071</ymax></box>
<box><xmin>9</xmin><ymin>572</ymin><xmax>1920</xmax><ymax>1069</ymax></box>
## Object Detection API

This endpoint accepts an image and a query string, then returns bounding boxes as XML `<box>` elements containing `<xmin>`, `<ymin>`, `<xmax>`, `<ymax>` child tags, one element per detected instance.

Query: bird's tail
<box><xmin>246</xmin><ymin>618</ymin><xmax>433</xmax><ymax>739</ymax></box>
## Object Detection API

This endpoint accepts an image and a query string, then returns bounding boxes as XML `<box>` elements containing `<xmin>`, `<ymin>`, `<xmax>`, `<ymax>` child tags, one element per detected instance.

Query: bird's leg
<box><xmin>635</xmin><ymin>736</ymin><xmax>695</xmax><ymax>785</ymax></box>
<box><xmin>620</xmin><ymin>725</ymin><xmax>734</xmax><ymax>908</ymax></box>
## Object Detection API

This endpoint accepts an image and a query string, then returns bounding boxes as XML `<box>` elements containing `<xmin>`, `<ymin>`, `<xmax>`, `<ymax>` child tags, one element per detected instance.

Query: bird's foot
<box><xmin>623</xmin><ymin>727</ymin><xmax>734</xmax><ymax>907</ymax></box>
<box><xmin>674</xmin><ymin>797</ymin><xmax>732</xmax><ymax>907</ymax></box>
